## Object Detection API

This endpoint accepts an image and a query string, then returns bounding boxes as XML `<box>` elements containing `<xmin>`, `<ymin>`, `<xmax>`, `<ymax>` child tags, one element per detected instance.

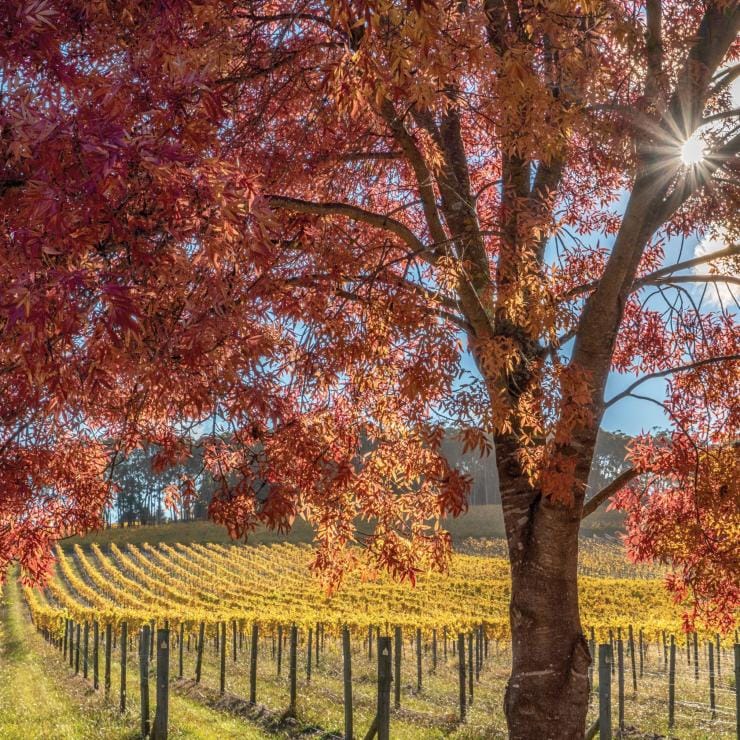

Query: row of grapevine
<box><xmin>21</xmin><ymin>541</ymin><xmax>740</xmax><ymax>738</ymax></box>
<box><xmin>24</xmin><ymin>541</ymin><xmax>721</xmax><ymax>642</ymax></box>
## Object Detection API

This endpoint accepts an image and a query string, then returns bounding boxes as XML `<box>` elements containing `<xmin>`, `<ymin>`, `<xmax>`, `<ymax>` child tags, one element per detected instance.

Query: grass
<box><xmin>163</xmin><ymin>621</ymin><xmax>737</xmax><ymax>739</ymax></box>
<box><xmin>0</xmin><ymin>573</ymin><xmax>132</xmax><ymax>739</ymax></box>
<box><xmin>0</xmin><ymin>573</ymin><xmax>273</xmax><ymax>739</ymax></box>
<box><xmin>64</xmin><ymin>503</ymin><xmax>624</xmax><ymax>551</ymax></box>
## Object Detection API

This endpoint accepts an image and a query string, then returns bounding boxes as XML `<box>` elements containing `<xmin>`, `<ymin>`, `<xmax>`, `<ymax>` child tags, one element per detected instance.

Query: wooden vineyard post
<box><xmin>443</xmin><ymin>627</ymin><xmax>447</xmax><ymax>662</ymax></box>
<box><xmin>431</xmin><ymin>629</ymin><xmax>437</xmax><ymax>674</ymax></box>
<box><xmin>668</xmin><ymin>635</ymin><xmax>676</xmax><ymax>730</ymax></box>
<box><xmin>120</xmin><ymin>622</ymin><xmax>128</xmax><ymax>713</ymax></box>
<box><xmin>708</xmin><ymin>640</ymin><xmax>716</xmax><ymax>720</ymax></box>
<box><xmin>153</xmin><ymin>627</ymin><xmax>169</xmax><ymax>740</ymax></box>
<box><xmin>315</xmin><ymin>622</ymin><xmax>320</xmax><ymax>668</ymax></box>
<box><xmin>249</xmin><ymin>623</ymin><xmax>258</xmax><ymax>705</ymax></box>
<box><xmin>178</xmin><ymin>623</ymin><xmax>184</xmax><ymax>679</ymax></box>
<box><xmin>694</xmin><ymin>632</ymin><xmax>699</xmax><ymax>681</ymax></box>
<box><xmin>306</xmin><ymin>627</ymin><xmax>312</xmax><ymax>683</ymax></box>
<box><xmin>195</xmin><ymin>622</ymin><xmax>205</xmax><ymax>683</ymax></box>
<box><xmin>394</xmin><ymin>626</ymin><xmax>402</xmax><ymax>709</ymax></box>
<box><xmin>75</xmin><ymin>622</ymin><xmax>81</xmax><ymax>674</ymax></box>
<box><xmin>93</xmin><ymin>621</ymin><xmax>99</xmax><ymax>690</ymax></box>
<box><xmin>662</xmin><ymin>630</ymin><xmax>668</xmax><ymax>670</ymax></box>
<box><xmin>342</xmin><ymin>626</ymin><xmax>353</xmax><ymax>740</ymax></box>
<box><xmin>686</xmin><ymin>632</ymin><xmax>691</xmax><ymax>666</ymax></box>
<box><xmin>628</xmin><ymin>625</ymin><xmax>636</xmax><ymax>693</ymax></box>
<box><xmin>458</xmin><ymin>633</ymin><xmax>466</xmax><ymax>722</ymax></box>
<box><xmin>288</xmin><ymin>625</ymin><xmax>298</xmax><ymax>716</ymax></box>
<box><xmin>69</xmin><ymin>621</ymin><xmax>75</xmax><ymax>668</ymax></box>
<box><xmin>598</xmin><ymin>644</ymin><xmax>612</xmax><ymax>740</ymax></box>
<box><xmin>63</xmin><ymin>619</ymin><xmax>69</xmax><ymax>661</ymax></box>
<box><xmin>617</xmin><ymin>634</ymin><xmax>624</xmax><ymax>734</ymax></box>
<box><xmin>589</xmin><ymin>627</ymin><xmax>595</xmax><ymax>693</ymax></box>
<box><xmin>638</xmin><ymin>628</ymin><xmax>643</xmax><ymax>679</ymax></box>
<box><xmin>368</xmin><ymin>625</ymin><xmax>373</xmax><ymax>662</ymax></box>
<box><xmin>83</xmin><ymin>622</ymin><xmax>89</xmax><ymax>679</ymax></box>
<box><xmin>475</xmin><ymin>626</ymin><xmax>481</xmax><ymax>681</ymax></box>
<box><xmin>609</xmin><ymin>629</ymin><xmax>614</xmax><ymax>676</ymax></box>
<box><xmin>376</xmin><ymin>636</ymin><xmax>392</xmax><ymax>740</ymax></box>
<box><xmin>70</xmin><ymin>620</ymin><xmax>76</xmax><ymax>668</ymax></box>
<box><xmin>140</xmin><ymin>625</ymin><xmax>151</xmax><ymax>739</ymax></box>
<box><xmin>467</xmin><ymin>632</ymin><xmax>474</xmax><ymax>705</ymax></box>
<box><xmin>277</xmin><ymin>625</ymin><xmax>283</xmax><ymax>676</ymax></box>
<box><xmin>105</xmin><ymin>623</ymin><xmax>112</xmax><ymax>697</ymax></box>
<box><xmin>219</xmin><ymin>621</ymin><xmax>226</xmax><ymax>695</ymax></box>
<box><xmin>734</xmin><ymin>643</ymin><xmax>739</xmax><ymax>740</ymax></box>
<box><xmin>716</xmin><ymin>634</ymin><xmax>721</xmax><ymax>679</ymax></box>
<box><xmin>416</xmin><ymin>628</ymin><xmax>422</xmax><ymax>692</ymax></box>
<box><xmin>232</xmin><ymin>620</ymin><xmax>237</xmax><ymax>663</ymax></box>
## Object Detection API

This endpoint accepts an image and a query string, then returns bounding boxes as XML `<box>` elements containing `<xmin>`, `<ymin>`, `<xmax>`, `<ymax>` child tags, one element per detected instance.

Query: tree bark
<box><xmin>497</xmin><ymin>438</ymin><xmax>592</xmax><ymax>739</ymax></box>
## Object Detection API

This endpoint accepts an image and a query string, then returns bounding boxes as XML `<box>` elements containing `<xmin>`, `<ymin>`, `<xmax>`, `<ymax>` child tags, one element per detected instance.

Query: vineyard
<box><xmin>28</xmin><ymin>540</ymin><xmax>686</xmax><ymax>640</ymax></box>
<box><xmin>14</xmin><ymin>538</ymin><xmax>739</xmax><ymax>738</ymax></box>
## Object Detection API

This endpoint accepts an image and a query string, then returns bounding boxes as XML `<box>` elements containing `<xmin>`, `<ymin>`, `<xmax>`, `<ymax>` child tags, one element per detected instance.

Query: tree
<box><xmin>1</xmin><ymin>2</ymin><xmax>739</xmax><ymax>738</ymax></box>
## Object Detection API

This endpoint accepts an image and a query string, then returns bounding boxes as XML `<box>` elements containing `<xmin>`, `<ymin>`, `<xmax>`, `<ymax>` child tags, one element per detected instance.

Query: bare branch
<box><xmin>633</xmin><ymin>243</ymin><xmax>739</xmax><ymax>287</ymax></box>
<box><xmin>335</xmin><ymin>151</ymin><xmax>403</xmax><ymax>162</ymax></box>
<box><xmin>644</xmin><ymin>274</ymin><xmax>740</xmax><ymax>288</ymax></box>
<box><xmin>701</xmin><ymin>107</ymin><xmax>740</xmax><ymax>125</ymax></box>
<box><xmin>708</xmin><ymin>63</ymin><xmax>740</xmax><ymax>99</ymax></box>
<box><xmin>605</xmin><ymin>354</ymin><xmax>740</xmax><ymax>408</ymax></box>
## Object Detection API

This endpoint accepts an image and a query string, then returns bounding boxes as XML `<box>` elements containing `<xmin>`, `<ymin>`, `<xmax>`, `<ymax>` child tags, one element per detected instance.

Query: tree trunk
<box><xmin>497</xmin><ymin>438</ymin><xmax>592</xmax><ymax>739</ymax></box>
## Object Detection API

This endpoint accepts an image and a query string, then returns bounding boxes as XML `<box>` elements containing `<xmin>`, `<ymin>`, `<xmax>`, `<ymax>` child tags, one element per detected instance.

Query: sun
<box><xmin>680</xmin><ymin>130</ymin><xmax>706</xmax><ymax>166</ymax></box>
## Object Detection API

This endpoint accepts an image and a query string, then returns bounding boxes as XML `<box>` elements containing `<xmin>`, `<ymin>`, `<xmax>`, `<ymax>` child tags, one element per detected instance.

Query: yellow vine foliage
<box><xmin>24</xmin><ymin>542</ymin><xmax>728</xmax><ymax>646</ymax></box>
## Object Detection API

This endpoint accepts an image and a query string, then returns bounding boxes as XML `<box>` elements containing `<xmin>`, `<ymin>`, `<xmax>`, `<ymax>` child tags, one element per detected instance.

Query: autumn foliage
<box><xmin>1</xmin><ymin>0</ymin><xmax>738</xmax><ymax>675</ymax></box>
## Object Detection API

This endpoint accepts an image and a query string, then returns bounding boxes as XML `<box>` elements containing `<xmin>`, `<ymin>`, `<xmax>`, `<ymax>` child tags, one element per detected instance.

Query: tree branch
<box><xmin>644</xmin><ymin>0</ymin><xmax>663</xmax><ymax>101</ymax></box>
<box><xmin>377</xmin><ymin>99</ymin><xmax>449</xmax><ymax>252</ymax></box>
<box><xmin>633</xmin><ymin>243</ymin><xmax>739</xmax><ymax>287</ymax></box>
<box><xmin>581</xmin><ymin>467</ymin><xmax>640</xmax><ymax>520</ymax></box>
<box><xmin>564</xmin><ymin>243</ymin><xmax>740</xmax><ymax>301</ymax></box>
<box><xmin>644</xmin><ymin>274</ymin><xmax>740</xmax><ymax>288</ymax></box>
<box><xmin>605</xmin><ymin>354</ymin><xmax>740</xmax><ymax>408</ymax></box>
<box><xmin>701</xmin><ymin>107</ymin><xmax>740</xmax><ymax>125</ymax></box>
<box><xmin>334</xmin><ymin>288</ymin><xmax>471</xmax><ymax>332</ymax></box>
<box><xmin>266</xmin><ymin>195</ymin><xmax>429</xmax><ymax>258</ymax></box>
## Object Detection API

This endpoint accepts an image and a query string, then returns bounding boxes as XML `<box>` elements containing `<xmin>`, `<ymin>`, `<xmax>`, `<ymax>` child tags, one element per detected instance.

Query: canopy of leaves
<box><xmin>1</xmin><ymin>0</ymin><xmax>738</xmax><ymax>625</ymax></box>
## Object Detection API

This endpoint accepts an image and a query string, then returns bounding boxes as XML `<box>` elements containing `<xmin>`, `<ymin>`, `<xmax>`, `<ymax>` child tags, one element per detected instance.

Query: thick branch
<box><xmin>377</xmin><ymin>99</ymin><xmax>449</xmax><ymax>252</ymax></box>
<box><xmin>644</xmin><ymin>0</ymin><xmax>663</xmax><ymax>101</ymax></box>
<box><xmin>701</xmin><ymin>107</ymin><xmax>740</xmax><ymax>125</ymax></box>
<box><xmin>665</xmin><ymin>3</ymin><xmax>740</xmax><ymax>134</ymax></box>
<box><xmin>581</xmin><ymin>468</ymin><xmax>640</xmax><ymax>520</ymax></box>
<box><xmin>266</xmin><ymin>195</ymin><xmax>428</xmax><ymax>258</ymax></box>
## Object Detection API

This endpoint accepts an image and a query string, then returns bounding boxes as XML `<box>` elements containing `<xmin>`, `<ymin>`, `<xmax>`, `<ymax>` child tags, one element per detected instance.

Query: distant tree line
<box><xmin>106</xmin><ymin>430</ymin><xmax>631</xmax><ymax>526</ymax></box>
